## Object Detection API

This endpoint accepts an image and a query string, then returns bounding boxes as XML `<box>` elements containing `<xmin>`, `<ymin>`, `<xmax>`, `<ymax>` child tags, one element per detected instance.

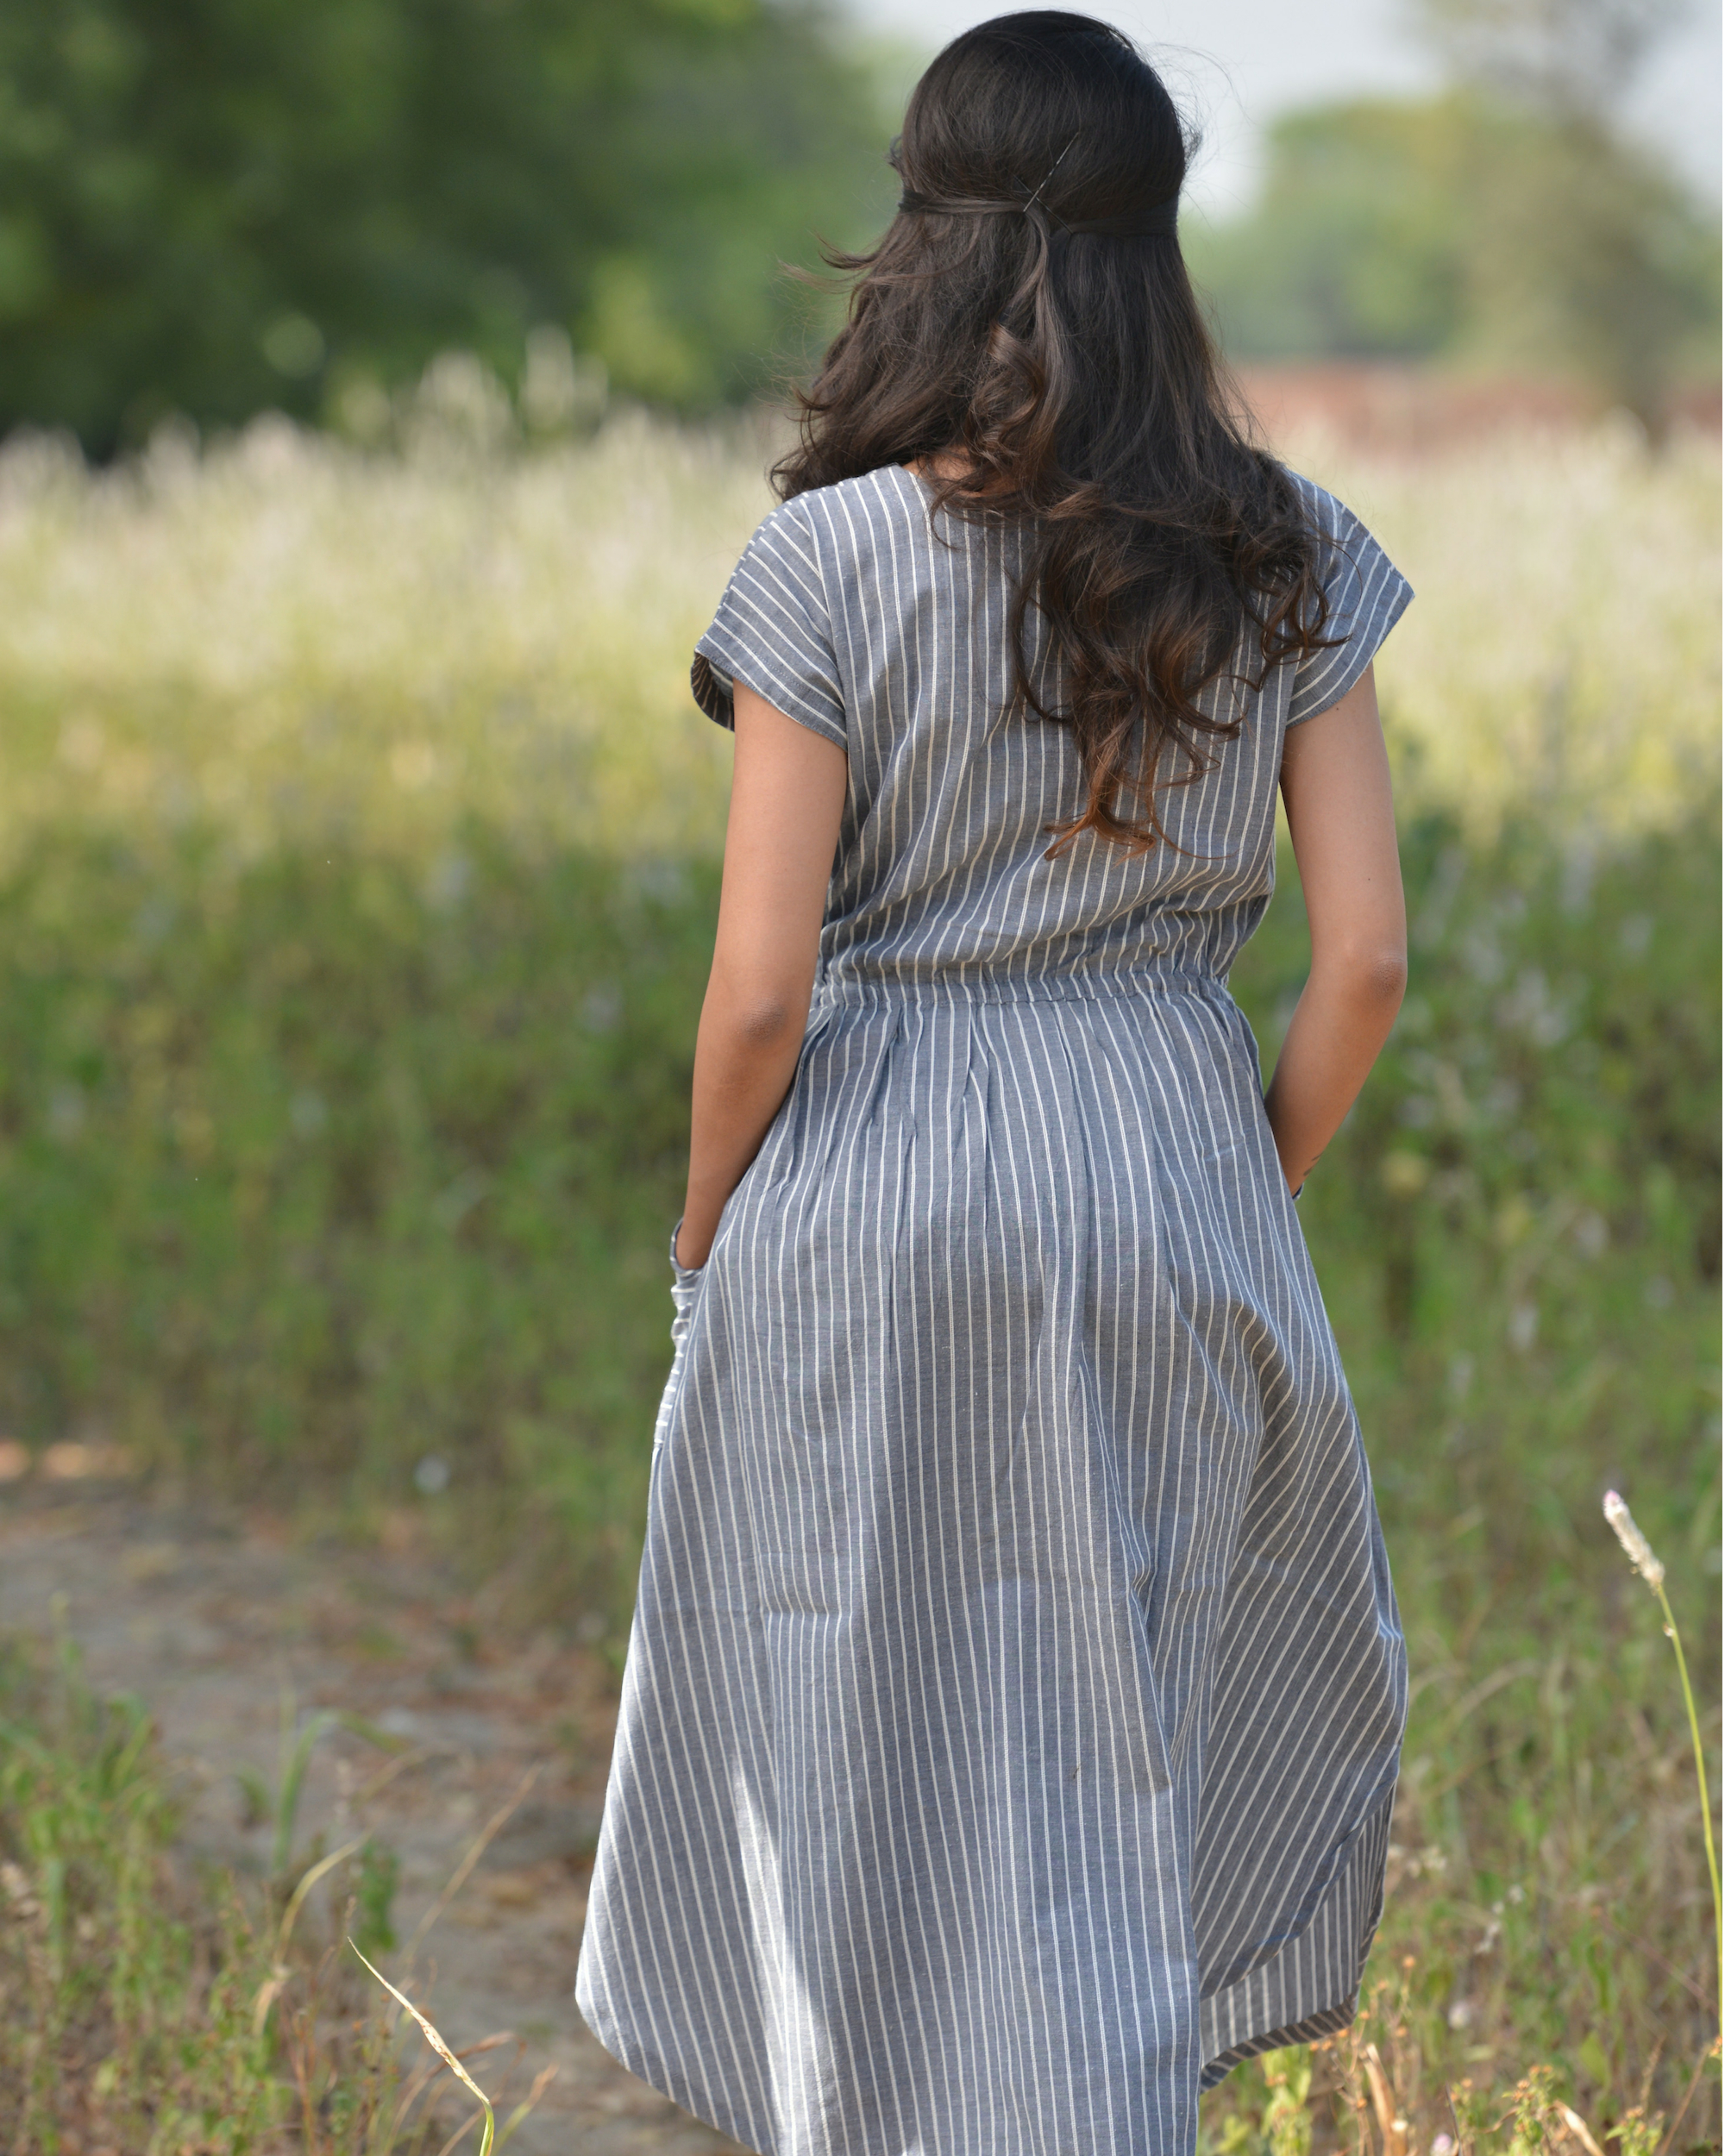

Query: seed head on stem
<box><xmin>1603</xmin><ymin>1489</ymin><xmax>1665</xmax><ymax>1593</ymax></box>
<box><xmin>1602</xmin><ymin>1486</ymin><xmax>1720</xmax><ymax>2045</ymax></box>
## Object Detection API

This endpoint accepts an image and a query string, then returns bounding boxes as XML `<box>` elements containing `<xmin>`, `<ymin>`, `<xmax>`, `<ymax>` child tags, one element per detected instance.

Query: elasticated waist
<box><xmin>816</xmin><ymin>962</ymin><xmax>1226</xmax><ymax>1009</ymax></box>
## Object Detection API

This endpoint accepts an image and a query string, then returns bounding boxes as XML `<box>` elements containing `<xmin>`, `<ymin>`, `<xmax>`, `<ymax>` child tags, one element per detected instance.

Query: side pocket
<box><xmin>654</xmin><ymin>1220</ymin><xmax>707</xmax><ymax>1462</ymax></box>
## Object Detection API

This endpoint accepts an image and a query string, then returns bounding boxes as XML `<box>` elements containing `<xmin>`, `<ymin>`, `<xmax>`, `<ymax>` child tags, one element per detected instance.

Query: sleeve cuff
<box><xmin>691</xmin><ymin>636</ymin><xmax>847</xmax><ymax>750</ymax></box>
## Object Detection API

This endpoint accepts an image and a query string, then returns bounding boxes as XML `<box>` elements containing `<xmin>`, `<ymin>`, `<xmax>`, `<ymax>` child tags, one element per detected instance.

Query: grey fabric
<box><xmin>576</xmin><ymin>465</ymin><xmax>1412</xmax><ymax>2155</ymax></box>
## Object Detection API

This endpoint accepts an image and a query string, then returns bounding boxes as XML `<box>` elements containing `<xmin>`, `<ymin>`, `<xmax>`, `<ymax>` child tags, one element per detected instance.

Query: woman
<box><xmin>577</xmin><ymin>14</ymin><xmax>1411</xmax><ymax>2150</ymax></box>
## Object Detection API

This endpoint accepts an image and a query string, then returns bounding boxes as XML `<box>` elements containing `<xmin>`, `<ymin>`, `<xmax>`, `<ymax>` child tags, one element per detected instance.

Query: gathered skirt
<box><xmin>576</xmin><ymin>968</ymin><xmax>1406</xmax><ymax>2156</ymax></box>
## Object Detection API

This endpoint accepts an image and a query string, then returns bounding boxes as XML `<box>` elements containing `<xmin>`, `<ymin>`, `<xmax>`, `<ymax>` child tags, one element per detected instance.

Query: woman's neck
<box><xmin>904</xmin><ymin>450</ymin><xmax>973</xmax><ymax>482</ymax></box>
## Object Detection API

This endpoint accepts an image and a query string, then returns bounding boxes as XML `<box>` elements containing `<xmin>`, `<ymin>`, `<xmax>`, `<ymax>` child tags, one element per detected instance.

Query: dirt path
<box><xmin>0</xmin><ymin>1476</ymin><xmax>750</xmax><ymax>2156</ymax></box>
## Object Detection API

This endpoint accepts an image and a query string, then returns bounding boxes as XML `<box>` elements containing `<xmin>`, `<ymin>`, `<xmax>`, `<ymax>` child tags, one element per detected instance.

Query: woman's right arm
<box><xmin>1264</xmin><ymin>662</ymin><xmax>1408</xmax><ymax>1197</ymax></box>
<box><xmin>675</xmin><ymin>682</ymin><xmax>847</xmax><ymax>1269</ymax></box>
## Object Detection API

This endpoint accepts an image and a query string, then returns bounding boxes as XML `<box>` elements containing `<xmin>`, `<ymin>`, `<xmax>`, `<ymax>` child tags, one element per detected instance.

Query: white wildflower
<box><xmin>1603</xmin><ymin>1489</ymin><xmax>1665</xmax><ymax>1593</ymax></box>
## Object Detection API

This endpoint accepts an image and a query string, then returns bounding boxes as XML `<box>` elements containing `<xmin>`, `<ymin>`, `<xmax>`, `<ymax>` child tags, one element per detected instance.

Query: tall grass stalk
<box><xmin>1604</xmin><ymin>1488</ymin><xmax>1723</xmax><ymax>2035</ymax></box>
<box><xmin>344</xmin><ymin>1960</ymin><xmax>558</xmax><ymax>2156</ymax></box>
<box><xmin>351</xmin><ymin>1947</ymin><xmax>496</xmax><ymax>2156</ymax></box>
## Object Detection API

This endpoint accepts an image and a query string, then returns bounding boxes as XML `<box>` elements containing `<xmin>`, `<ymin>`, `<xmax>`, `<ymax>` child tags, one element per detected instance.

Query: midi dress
<box><xmin>575</xmin><ymin>463</ymin><xmax>1413</xmax><ymax>2156</ymax></box>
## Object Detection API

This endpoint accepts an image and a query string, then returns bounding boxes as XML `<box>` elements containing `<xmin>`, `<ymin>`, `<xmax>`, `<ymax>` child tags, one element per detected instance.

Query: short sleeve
<box><xmin>691</xmin><ymin>498</ymin><xmax>846</xmax><ymax>749</ymax></box>
<box><xmin>1285</xmin><ymin>479</ymin><xmax>1414</xmax><ymax>727</ymax></box>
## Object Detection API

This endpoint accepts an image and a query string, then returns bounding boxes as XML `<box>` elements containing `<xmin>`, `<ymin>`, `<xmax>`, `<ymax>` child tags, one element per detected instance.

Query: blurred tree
<box><xmin>1184</xmin><ymin>97</ymin><xmax>1479</xmax><ymax>363</ymax></box>
<box><xmin>1188</xmin><ymin>0</ymin><xmax>1718</xmax><ymax>427</ymax></box>
<box><xmin>0</xmin><ymin>0</ymin><xmax>894</xmax><ymax>451</ymax></box>
<box><xmin>1413</xmin><ymin>0</ymin><xmax>1717</xmax><ymax>425</ymax></box>
<box><xmin>1417</xmin><ymin>0</ymin><xmax>1684</xmax><ymax>117</ymax></box>
<box><xmin>1448</xmin><ymin>96</ymin><xmax>1717</xmax><ymax>426</ymax></box>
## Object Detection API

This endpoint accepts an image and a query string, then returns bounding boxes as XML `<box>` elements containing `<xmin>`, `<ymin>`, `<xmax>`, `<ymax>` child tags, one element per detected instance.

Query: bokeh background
<box><xmin>0</xmin><ymin>2</ymin><xmax>1717</xmax><ymax>2151</ymax></box>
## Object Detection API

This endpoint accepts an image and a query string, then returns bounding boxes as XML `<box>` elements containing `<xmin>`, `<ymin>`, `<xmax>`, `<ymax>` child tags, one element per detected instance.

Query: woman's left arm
<box><xmin>675</xmin><ymin>682</ymin><xmax>847</xmax><ymax>1269</ymax></box>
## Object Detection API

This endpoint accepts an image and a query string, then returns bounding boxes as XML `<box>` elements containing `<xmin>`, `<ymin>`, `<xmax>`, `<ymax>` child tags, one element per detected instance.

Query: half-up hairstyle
<box><xmin>773</xmin><ymin>9</ymin><xmax>1337</xmax><ymax>855</ymax></box>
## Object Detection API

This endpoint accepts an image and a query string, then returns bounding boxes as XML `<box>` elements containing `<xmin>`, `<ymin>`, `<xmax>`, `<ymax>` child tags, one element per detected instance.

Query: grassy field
<box><xmin>0</xmin><ymin>398</ymin><xmax>1717</xmax><ymax>2149</ymax></box>
<box><xmin>0</xmin><ymin>1620</ymin><xmax>503</xmax><ymax>2154</ymax></box>
<box><xmin>0</xmin><ymin>400</ymin><xmax>1713</xmax><ymax>865</ymax></box>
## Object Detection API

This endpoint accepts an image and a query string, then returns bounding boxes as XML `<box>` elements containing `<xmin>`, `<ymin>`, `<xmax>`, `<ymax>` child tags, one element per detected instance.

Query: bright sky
<box><xmin>837</xmin><ymin>0</ymin><xmax>1722</xmax><ymax>217</ymax></box>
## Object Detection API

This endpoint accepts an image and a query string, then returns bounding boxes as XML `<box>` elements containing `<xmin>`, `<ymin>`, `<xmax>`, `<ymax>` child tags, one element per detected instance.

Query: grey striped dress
<box><xmin>576</xmin><ymin>464</ymin><xmax>1413</xmax><ymax>2154</ymax></box>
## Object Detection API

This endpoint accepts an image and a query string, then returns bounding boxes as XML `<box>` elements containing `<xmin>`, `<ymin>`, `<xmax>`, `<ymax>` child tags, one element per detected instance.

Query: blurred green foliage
<box><xmin>1191</xmin><ymin>0</ymin><xmax>1721</xmax><ymax>422</ymax></box>
<box><xmin>1186</xmin><ymin>89</ymin><xmax>1720</xmax><ymax>418</ymax></box>
<box><xmin>0</xmin><ymin>830</ymin><xmax>718</xmax><ymax>1604</ymax></box>
<box><xmin>0</xmin><ymin>0</ymin><xmax>893</xmax><ymax>450</ymax></box>
<box><xmin>3</xmin><ymin>0</ymin><xmax>1717</xmax><ymax>453</ymax></box>
<box><xmin>0</xmin><ymin>1629</ymin><xmax>436</xmax><ymax>2147</ymax></box>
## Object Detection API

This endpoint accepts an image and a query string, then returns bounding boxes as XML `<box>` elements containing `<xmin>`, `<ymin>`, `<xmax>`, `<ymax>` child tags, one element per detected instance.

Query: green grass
<box><xmin>0</xmin><ymin>1624</ymin><xmax>559</xmax><ymax>2153</ymax></box>
<box><xmin>0</xmin><ymin>410</ymin><xmax>1713</xmax><ymax>872</ymax></box>
<box><xmin>0</xmin><ymin>828</ymin><xmax>715</xmax><ymax>1624</ymax></box>
<box><xmin>0</xmin><ymin>1625</ymin><xmax>456</xmax><ymax>2153</ymax></box>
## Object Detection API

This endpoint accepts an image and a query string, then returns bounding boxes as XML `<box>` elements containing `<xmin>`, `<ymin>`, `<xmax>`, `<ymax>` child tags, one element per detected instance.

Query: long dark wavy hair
<box><xmin>773</xmin><ymin>10</ymin><xmax>1336</xmax><ymax>855</ymax></box>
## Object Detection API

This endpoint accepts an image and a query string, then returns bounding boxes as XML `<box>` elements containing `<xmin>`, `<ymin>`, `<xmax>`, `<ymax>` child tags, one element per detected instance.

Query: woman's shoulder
<box><xmin>748</xmin><ymin>466</ymin><xmax>925</xmax><ymax>549</ymax></box>
<box><xmin>1272</xmin><ymin>466</ymin><xmax>1414</xmax><ymax>714</ymax></box>
<box><xmin>1276</xmin><ymin>465</ymin><xmax>1369</xmax><ymax>546</ymax></box>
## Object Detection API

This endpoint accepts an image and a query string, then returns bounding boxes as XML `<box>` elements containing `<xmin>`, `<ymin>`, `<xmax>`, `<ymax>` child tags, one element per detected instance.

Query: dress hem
<box><xmin>577</xmin><ymin>1980</ymin><xmax>1368</xmax><ymax>2148</ymax></box>
<box><xmin>1196</xmin><ymin>1782</ymin><xmax>1396</xmax><ymax>2085</ymax></box>
<box><xmin>574</xmin><ymin>1785</ymin><xmax>1396</xmax><ymax>2144</ymax></box>
<box><xmin>575</xmin><ymin>1985</ymin><xmax>766</xmax><ymax>2156</ymax></box>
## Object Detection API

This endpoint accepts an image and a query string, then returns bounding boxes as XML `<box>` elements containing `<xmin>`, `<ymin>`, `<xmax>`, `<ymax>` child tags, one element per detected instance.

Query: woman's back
<box><xmin>577</xmin><ymin>15</ymin><xmax>1416</xmax><ymax>2149</ymax></box>
<box><xmin>694</xmin><ymin>463</ymin><xmax>1407</xmax><ymax>994</ymax></box>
